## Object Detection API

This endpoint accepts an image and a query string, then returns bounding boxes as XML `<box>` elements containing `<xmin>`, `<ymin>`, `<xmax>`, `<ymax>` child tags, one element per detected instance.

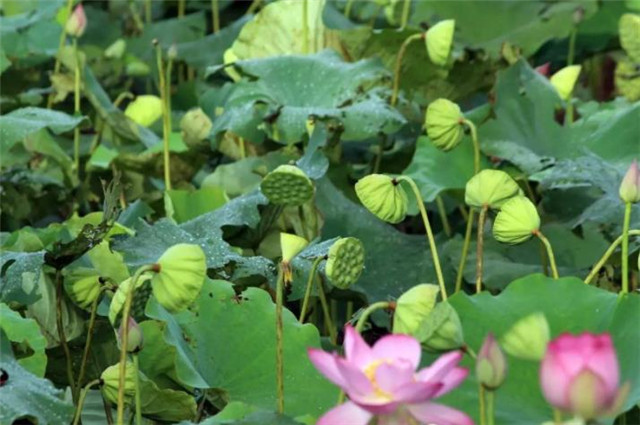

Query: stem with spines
<box><xmin>534</xmin><ymin>231</ymin><xmax>559</xmax><ymax>279</ymax></box>
<box><xmin>390</xmin><ymin>33</ymin><xmax>423</xmax><ymax>106</ymax></box>
<box><xmin>73</xmin><ymin>37</ymin><xmax>81</xmax><ymax>178</ymax></box>
<box><xmin>621</xmin><ymin>202</ymin><xmax>632</xmax><ymax>293</ymax></box>
<box><xmin>133</xmin><ymin>354</ymin><xmax>142</xmax><ymax>425</ymax></box>
<box><xmin>299</xmin><ymin>256</ymin><xmax>325</xmax><ymax>323</ymax></box>
<box><xmin>475</xmin><ymin>205</ymin><xmax>488</xmax><ymax>293</ymax></box>
<box><xmin>455</xmin><ymin>209</ymin><xmax>475</xmax><ymax>293</ymax></box>
<box><xmin>275</xmin><ymin>266</ymin><xmax>286</xmax><ymax>413</ymax></box>
<box><xmin>155</xmin><ymin>42</ymin><xmax>171</xmax><ymax>190</ymax></box>
<box><xmin>72</xmin><ymin>379</ymin><xmax>102</xmax><ymax>425</ymax></box>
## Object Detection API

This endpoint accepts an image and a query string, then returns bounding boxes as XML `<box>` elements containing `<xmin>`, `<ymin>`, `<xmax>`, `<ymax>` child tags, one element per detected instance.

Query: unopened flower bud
<box><xmin>418</xmin><ymin>301</ymin><xmax>465</xmax><ymax>352</ymax></box>
<box><xmin>425</xmin><ymin>99</ymin><xmax>465</xmax><ymax>151</ymax></box>
<box><xmin>493</xmin><ymin>196</ymin><xmax>540</xmax><ymax>244</ymax></box>
<box><xmin>500</xmin><ymin>312</ymin><xmax>550</xmax><ymax>361</ymax></box>
<box><xmin>325</xmin><ymin>237</ymin><xmax>365</xmax><ymax>289</ymax></box>
<box><xmin>167</xmin><ymin>44</ymin><xmax>178</xmax><ymax>60</ymax></box>
<box><xmin>619</xmin><ymin>160</ymin><xmax>640</xmax><ymax>203</ymax></box>
<box><xmin>392</xmin><ymin>284</ymin><xmax>439</xmax><ymax>336</ymax></box>
<box><xmin>118</xmin><ymin>317</ymin><xmax>143</xmax><ymax>353</ymax></box>
<box><xmin>425</xmin><ymin>20</ymin><xmax>455</xmax><ymax>66</ymax></box>
<box><xmin>260</xmin><ymin>165</ymin><xmax>314</xmax><ymax>206</ymax></box>
<box><xmin>180</xmin><ymin>108</ymin><xmax>213</xmax><ymax>147</ymax></box>
<box><xmin>65</xmin><ymin>4</ymin><xmax>87</xmax><ymax>38</ymax></box>
<box><xmin>152</xmin><ymin>244</ymin><xmax>206</xmax><ymax>313</ymax></box>
<box><xmin>355</xmin><ymin>174</ymin><xmax>408</xmax><ymax>224</ymax></box>
<box><xmin>100</xmin><ymin>362</ymin><xmax>137</xmax><ymax>405</ymax></box>
<box><xmin>476</xmin><ymin>333</ymin><xmax>508</xmax><ymax>390</ymax></box>
<box><xmin>124</xmin><ymin>95</ymin><xmax>163</xmax><ymax>127</ymax></box>
<box><xmin>465</xmin><ymin>169</ymin><xmax>521</xmax><ymax>210</ymax></box>
<box><xmin>550</xmin><ymin>65</ymin><xmax>582</xmax><ymax>101</ymax></box>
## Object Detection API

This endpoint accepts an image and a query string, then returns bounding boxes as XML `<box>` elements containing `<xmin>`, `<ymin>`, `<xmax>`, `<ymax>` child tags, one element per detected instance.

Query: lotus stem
<box><xmin>144</xmin><ymin>0</ymin><xmax>151</xmax><ymax>23</ymax></box>
<box><xmin>275</xmin><ymin>266</ymin><xmax>285</xmax><ymax>414</ymax></box>
<box><xmin>355</xmin><ymin>301</ymin><xmax>392</xmax><ymax>333</ymax></box>
<box><xmin>344</xmin><ymin>0</ymin><xmax>355</xmax><ymax>18</ymax></box>
<box><xmin>302</xmin><ymin>0</ymin><xmax>309</xmax><ymax>54</ymax></box>
<box><xmin>476</xmin><ymin>205</ymin><xmax>488</xmax><ymax>293</ymax></box>
<box><xmin>73</xmin><ymin>37</ymin><xmax>81</xmax><ymax>178</ymax></box>
<box><xmin>390</xmin><ymin>33</ymin><xmax>423</xmax><ymax>106</ymax></box>
<box><xmin>553</xmin><ymin>409</ymin><xmax>563</xmax><ymax>424</ymax></box>
<box><xmin>584</xmin><ymin>229</ymin><xmax>640</xmax><ymax>285</ymax></box>
<box><xmin>462</xmin><ymin>119</ymin><xmax>481</xmax><ymax>175</ymax></box>
<box><xmin>133</xmin><ymin>354</ymin><xmax>142</xmax><ymax>425</ymax></box>
<box><xmin>534</xmin><ymin>231</ymin><xmax>559</xmax><ymax>279</ymax></box>
<box><xmin>47</xmin><ymin>0</ymin><xmax>74</xmax><ymax>109</ymax></box>
<box><xmin>622</xmin><ymin>202</ymin><xmax>632</xmax><ymax>293</ymax></box>
<box><xmin>487</xmin><ymin>390</ymin><xmax>496</xmax><ymax>425</ymax></box>
<box><xmin>246</xmin><ymin>0</ymin><xmax>262</xmax><ymax>15</ymax></box>
<box><xmin>299</xmin><ymin>256</ymin><xmax>325</xmax><ymax>323</ymax></box>
<box><xmin>455</xmin><ymin>209</ymin><xmax>475</xmax><ymax>293</ymax></box>
<box><xmin>212</xmin><ymin>0</ymin><xmax>220</xmax><ymax>33</ymax></box>
<box><xmin>76</xmin><ymin>286</ymin><xmax>107</xmax><ymax>393</ymax></box>
<box><xmin>55</xmin><ymin>269</ymin><xmax>77</xmax><ymax>402</ymax></box>
<box><xmin>72</xmin><ymin>379</ymin><xmax>102</xmax><ymax>425</ymax></box>
<box><xmin>372</xmin><ymin>134</ymin><xmax>386</xmax><ymax>174</ymax></box>
<box><xmin>155</xmin><ymin>42</ymin><xmax>171</xmax><ymax>191</ymax></box>
<box><xmin>316</xmin><ymin>278</ymin><xmax>337</xmax><ymax>344</ymax></box>
<box><xmin>478</xmin><ymin>385</ymin><xmax>487</xmax><ymax>425</ymax></box>
<box><xmin>178</xmin><ymin>0</ymin><xmax>186</xmax><ymax>18</ymax></box>
<box><xmin>400</xmin><ymin>0</ymin><xmax>411</xmax><ymax>29</ymax></box>
<box><xmin>399</xmin><ymin>176</ymin><xmax>447</xmax><ymax>300</ymax></box>
<box><xmin>436</xmin><ymin>196</ymin><xmax>452</xmax><ymax>237</ymax></box>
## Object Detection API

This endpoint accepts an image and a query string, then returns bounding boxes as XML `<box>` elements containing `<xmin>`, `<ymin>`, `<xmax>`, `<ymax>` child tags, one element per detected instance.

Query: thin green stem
<box><xmin>476</xmin><ymin>206</ymin><xmax>488</xmax><ymax>294</ymax></box>
<box><xmin>585</xmin><ymin>229</ymin><xmax>640</xmax><ymax>284</ymax></box>
<box><xmin>155</xmin><ymin>44</ymin><xmax>171</xmax><ymax>191</ymax></box>
<box><xmin>48</xmin><ymin>0</ymin><xmax>74</xmax><ymax>109</ymax></box>
<box><xmin>212</xmin><ymin>0</ymin><xmax>220</xmax><ymax>33</ymax></box>
<box><xmin>346</xmin><ymin>301</ymin><xmax>354</xmax><ymax>322</ymax></box>
<box><xmin>479</xmin><ymin>385</ymin><xmax>487</xmax><ymax>425</ymax></box>
<box><xmin>436</xmin><ymin>196</ymin><xmax>452</xmax><ymax>237</ymax></box>
<box><xmin>399</xmin><ymin>176</ymin><xmax>447</xmax><ymax>300</ymax></box>
<box><xmin>400</xmin><ymin>0</ymin><xmax>411</xmax><ymax>29</ymax></box>
<box><xmin>72</xmin><ymin>379</ymin><xmax>102</xmax><ymax>425</ymax></box>
<box><xmin>487</xmin><ymin>390</ymin><xmax>495</xmax><ymax>425</ymax></box>
<box><xmin>535</xmin><ymin>231</ymin><xmax>559</xmax><ymax>279</ymax></box>
<box><xmin>344</xmin><ymin>0</ymin><xmax>355</xmax><ymax>18</ymax></box>
<box><xmin>128</xmin><ymin>1</ymin><xmax>145</xmax><ymax>32</ymax></box>
<box><xmin>133</xmin><ymin>354</ymin><xmax>142</xmax><ymax>425</ymax></box>
<box><xmin>246</xmin><ymin>0</ymin><xmax>262</xmax><ymax>14</ymax></box>
<box><xmin>316</xmin><ymin>279</ymin><xmax>337</xmax><ymax>344</ymax></box>
<box><xmin>178</xmin><ymin>0</ymin><xmax>186</xmax><ymax>18</ymax></box>
<box><xmin>275</xmin><ymin>268</ymin><xmax>285</xmax><ymax>414</ymax></box>
<box><xmin>463</xmin><ymin>119</ymin><xmax>481</xmax><ymax>174</ymax></box>
<box><xmin>116</xmin><ymin>265</ymin><xmax>156</xmax><ymax>425</ymax></box>
<box><xmin>553</xmin><ymin>409</ymin><xmax>562</xmax><ymax>424</ymax></box>
<box><xmin>390</xmin><ymin>33</ymin><xmax>422</xmax><ymax>106</ymax></box>
<box><xmin>622</xmin><ymin>202</ymin><xmax>632</xmax><ymax>294</ymax></box>
<box><xmin>73</xmin><ymin>37</ymin><xmax>81</xmax><ymax>178</ymax></box>
<box><xmin>76</xmin><ymin>287</ymin><xmax>106</xmax><ymax>393</ymax></box>
<box><xmin>567</xmin><ymin>26</ymin><xmax>577</xmax><ymax>66</ymax></box>
<box><xmin>372</xmin><ymin>134</ymin><xmax>386</xmax><ymax>174</ymax></box>
<box><xmin>455</xmin><ymin>209</ymin><xmax>475</xmax><ymax>293</ymax></box>
<box><xmin>144</xmin><ymin>0</ymin><xmax>151</xmax><ymax>23</ymax></box>
<box><xmin>302</xmin><ymin>0</ymin><xmax>309</xmax><ymax>54</ymax></box>
<box><xmin>299</xmin><ymin>256</ymin><xmax>325</xmax><ymax>323</ymax></box>
<box><xmin>355</xmin><ymin>301</ymin><xmax>391</xmax><ymax>333</ymax></box>
<box><xmin>55</xmin><ymin>269</ymin><xmax>77</xmax><ymax>402</ymax></box>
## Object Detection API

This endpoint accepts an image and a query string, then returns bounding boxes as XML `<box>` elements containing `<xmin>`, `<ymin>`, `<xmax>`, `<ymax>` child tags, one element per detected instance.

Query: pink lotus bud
<box><xmin>476</xmin><ymin>333</ymin><xmax>507</xmax><ymax>390</ymax></box>
<box><xmin>535</xmin><ymin>62</ymin><xmax>551</xmax><ymax>77</ymax></box>
<box><xmin>540</xmin><ymin>332</ymin><xmax>628</xmax><ymax>420</ymax></box>
<box><xmin>619</xmin><ymin>159</ymin><xmax>640</xmax><ymax>203</ymax></box>
<box><xmin>65</xmin><ymin>3</ymin><xmax>87</xmax><ymax>38</ymax></box>
<box><xmin>118</xmin><ymin>317</ymin><xmax>143</xmax><ymax>353</ymax></box>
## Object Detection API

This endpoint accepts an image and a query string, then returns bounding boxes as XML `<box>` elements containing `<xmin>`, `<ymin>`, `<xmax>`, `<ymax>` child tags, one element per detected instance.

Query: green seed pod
<box><xmin>280</xmin><ymin>233</ymin><xmax>308</xmax><ymax>263</ymax></box>
<box><xmin>465</xmin><ymin>169</ymin><xmax>521</xmax><ymax>210</ymax></box>
<box><xmin>417</xmin><ymin>301</ymin><xmax>465</xmax><ymax>352</ymax></box>
<box><xmin>109</xmin><ymin>274</ymin><xmax>153</xmax><ymax>325</ymax></box>
<box><xmin>100</xmin><ymin>362</ymin><xmax>137</xmax><ymax>405</ymax></box>
<box><xmin>151</xmin><ymin>244</ymin><xmax>206</xmax><ymax>313</ymax></box>
<box><xmin>392</xmin><ymin>284</ymin><xmax>440</xmax><ymax>336</ymax></box>
<box><xmin>493</xmin><ymin>196</ymin><xmax>540</xmax><ymax>245</ymax></box>
<box><xmin>180</xmin><ymin>108</ymin><xmax>213</xmax><ymax>147</ymax></box>
<box><xmin>355</xmin><ymin>174</ymin><xmax>408</xmax><ymax>224</ymax></box>
<box><xmin>325</xmin><ymin>237</ymin><xmax>365</xmax><ymax>289</ymax></box>
<box><xmin>620</xmin><ymin>13</ymin><xmax>640</xmax><ymax>62</ymax></box>
<box><xmin>260</xmin><ymin>165</ymin><xmax>314</xmax><ymax>206</ymax></box>
<box><xmin>425</xmin><ymin>19</ymin><xmax>455</xmax><ymax>66</ymax></box>
<box><xmin>615</xmin><ymin>59</ymin><xmax>640</xmax><ymax>101</ymax></box>
<box><xmin>64</xmin><ymin>268</ymin><xmax>101</xmax><ymax>310</ymax></box>
<box><xmin>500</xmin><ymin>312</ymin><xmax>550</xmax><ymax>361</ymax></box>
<box><xmin>124</xmin><ymin>95</ymin><xmax>163</xmax><ymax>127</ymax></box>
<box><xmin>425</xmin><ymin>99</ymin><xmax>465</xmax><ymax>151</ymax></box>
<box><xmin>550</xmin><ymin>65</ymin><xmax>582</xmax><ymax>101</ymax></box>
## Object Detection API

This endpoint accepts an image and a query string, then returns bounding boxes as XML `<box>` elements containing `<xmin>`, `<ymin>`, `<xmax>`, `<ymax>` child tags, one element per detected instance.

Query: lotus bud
<box><xmin>63</xmin><ymin>268</ymin><xmax>101</xmax><ymax>310</ymax></box>
<box><xmin>280</xmin><ymin>233</ymin><xmax>308</xmax><ymax>264</ymax></box>
<box><xmin>124</xmin><ymin>95</ymin><xmax>163</xmax><ymax>127</ymax></box>
<box><xmin>104</xmin><ymin>39</ymin><xmax>126</xmax><ymax>59</ymax></box>
<box><xmin>425</xmin><ymin>20</ymin><xmax>455</xmax><ymax>66</ymax></box>
<box><xmin>167</xmin><ymin>43</ymin><xmax>178</xmax><ymax>60</ymax></box>
<box><xmin>620</xmin><ymin>14</ymin><xmax>640</xmax><ymax>62</ymax></box>
<box><xmin>260</xmin><ymin>165</ymin><xmax>314</xmax><ymax>206</ymax></box>
<box><xmin>118</xmin><ymin>317</ymin><xmax>143</xmax><ymax>353</ymax></box>
<box><xmin>180</xmin><ymin>108</ymin><xmax>213</xmax><ymax>147</ymax></box>
<box><xmin>500</xmin><ymin>312</ymin><xmax>550</xmax><ymax>361</ymax></box>
<box><xmin>100</xmin><ymin>362</ymin><xmax>137</xmax><ymax>405</ymax></box>
<box><xmin>535</xmin><ymin>62</ymin><xmax>551</xmax><ymax>77</ymax></box>
<box><xmin>425</xmin><ymin>98</ymin><xmax>465</xmax><ymax>151</ymax></box>
<box><xmin>417</xmin><ymin>301</ymin><xmax>465</xmax><ymax>352</ymax></box>
<box><xmin>108</xmin><ymin>274</ymin><xmax>153</xmax><ymax>325</ymax></box>
<box><xmin>550</xmin><ymin>65</ymin><xmax>582</xmax><ymax>101</ymax></box>
<box><xmin>476</xmin><ymin>333</ymin><xmax>508</xmax><ymax>390</ymax></box>
<box><xmin>465</xmin><ymin>169</ymin><xmax>521</xmax><ymax>210</ymax></box>
<box><xmin>151</xmin><ymin>244</ymin><xmax>206</xmax><ymax>313</ymax></box>
<box><xmin>392</xmin><ymin>284</ymin><xmax>439</xmax><ymax>336</ymax></box>
<box><xmin>619</xmin><ymin>160</ymin><xmax>640</xmax><ymax>203</ymax></box>
<box><xmin>325</xmin><ymin>237</ymin><xmax>365</xmax><ymax>289</ymax></box>
<box><xmin>493</xmin><ymin>196</ymin><xmax>540</xmax><ymax>244</ymax></box>
<box><xmin>573</xmin><ymin>6</ymin><xmax>585</xmax><ymax>25</ymax></box>
<box><xmin>355</xmin><ymin>174</ymin><xmax>408</xmax><ymax>224</ymax></box>
<box><xmin>65</xmin><ymin>4</ymin><xmax>87</xmax><ymax>38</ymax></box>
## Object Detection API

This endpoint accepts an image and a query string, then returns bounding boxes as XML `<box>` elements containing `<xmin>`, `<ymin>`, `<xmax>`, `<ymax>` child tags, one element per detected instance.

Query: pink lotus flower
<box><xmin>65</xmin><ymin>3</ymin><xmax>87</xmax><ymax>38</ymax></box>
<box><xmin>540</xmin><ymin>332</ymin><xmax>629</xmax><ymax>420</ymax></box>
<box><xmin>308</xmin><ymin>326</ymin><xmax>473</xmax><ymax>425</ymax></box>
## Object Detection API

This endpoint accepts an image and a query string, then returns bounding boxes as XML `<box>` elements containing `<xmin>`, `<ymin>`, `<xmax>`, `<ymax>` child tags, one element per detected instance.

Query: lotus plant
<box><xmin>308</xmin><ymin>325</ymin><xmax>473</xmax><ymax>425</ymax></box>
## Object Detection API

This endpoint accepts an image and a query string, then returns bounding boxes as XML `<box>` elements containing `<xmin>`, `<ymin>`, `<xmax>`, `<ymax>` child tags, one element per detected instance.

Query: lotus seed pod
<box><xmin>493</xmin><ymin>196</ymin><xmax>540</xmax><ymax>245</ymax></box>
<box><xmin>550</xmin><ymin>65</ymin><xmax>582</xmax><ymax>101</ymax></box>
<box><xmin>118</xmin><ymin>317</ymin><xmax>143</xmax><ymax>353</ymax></box>
<box><xmin>260</xmin><ymin>165</ymin><xmax>314</xmax><ymax>206</ymax></box>
<box><xmin>109</xmin><ymin>274</ymin><xmax>153</xmax><ymax>325</ymax></box>
<box><xmin>619</xmin><ymin>160</ymin><xmax>640</xmax><ymax>203</ymax></box>
<box><xmin>152</xmin><ymin>244</ymin><xmax>206</xmax><ymax>313</ymax></box>
<box><xmin>465</xmin><ymin>169</ymin><xmax>521</xmax><ymax>210</ymax></box>
<box><xmin>425</xmin><ymin>20</ymin><xmax>455</xmax><ymax>66</ymax></box>
<box><xmin>620</xmin><ymin>14</ymin><xmax>640</xmax><ymax>63</ymax></box>
<box><xmin>355</xmin><ymin>174</ymin><xmax>408</xmax><ymax>224</ymax></box>
<box><xmin>280</xmin><ymin>233</ymin><xmax>308</xmax><ymax>263</ymax></box>
<box><xmin>392</xmin><ymin>284</ymin><xmax>440</xmax><ymax>336</ymax></box>
<box><xmin>124</xmin><ymin>95</ymin><xmax>163</xmax><ymax>127</ymax></box>
<box><xmin>64</xmin><ymin>268</ymin><xmax>101</xmax><ymax>310</ymax></box>
<box><xmin>425</xmin><ymin>98</ymin><xmax>465</xmax><ymax>151</ymax></box>
<box><xmin>65</xmin><ymin>4</ymin><xmax>87</xmax><ymax>38</ymax></box>
<box><xmin>500</xmin><ymin>312</ymin><xmax>550</xmax><ymax>361</ymax></box>
<box><xmin>104</xmin><ymin>39</ymin><xmax>126</xmax><ymax>59</ymax></box>
<box><xmin>476</xmin><ymin>333</ymin><xmax>508</xmax><ymax>390</ymax></box>
<box><xmin>325</xmin><ymin>237</ymin><xmax>365</xmax><ymax>289</ymax></box>
<box><xmin>615</xmin><ymin>59</ymin><xmax>640</xmax><ymax>101</ymax></box>
<box><xmin>100</xmin><ymin>362</ymin><xmax>137</xmax><ymax>405</ymax></box>
<box><xmin>180</xmin><ymin>108</ymin><xmax>213</xmax><ymax>147</ymax></box>
<box><xmin>417</xmin><ymin>301</ymin><xmax>465</xmax><ymax>352</ymax></box>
